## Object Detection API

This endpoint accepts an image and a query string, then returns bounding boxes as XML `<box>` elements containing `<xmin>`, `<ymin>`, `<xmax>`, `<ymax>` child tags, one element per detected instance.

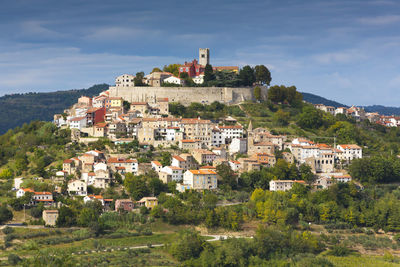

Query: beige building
<box><xmin>248</xmin><ymin>141</ymin><xmax>275</xmax><ymax>156</ymax></box>
<box><xmin>183</xmin><ymin>170</ymin><xmax>218</xmax><ymax>190</ymax></box>
<box><xmin>67</xmin><ymin>180</ymin><xmax>87</xmax><ymax>196</ymax></box>
<box><xmin>191</xmin><ymin>149</ymin><xmax>217</xmax><ymax>165</ymax></box>
<box><xmin>115</xmin><ymin>74</ymin><xmax>135</xmax><ymax>87</ymax></box>
<box><xmin>269</xmin><ymin>180</ymin><xmax>306</xmax><ymax>191</ymax></box>
<box><xmin>42</xmin><ymin>210</ymin><xmax>59</xmax><ymax>226</ymax></box>
<box><xmin>137</xmin><ymin>197</ymin><xmax>158</xmax><ymax>209</ymax></box>
<box><xmin>179</xmin><ymin>139</ymin><xmax>202</xmax><ymax>150</ymax></box>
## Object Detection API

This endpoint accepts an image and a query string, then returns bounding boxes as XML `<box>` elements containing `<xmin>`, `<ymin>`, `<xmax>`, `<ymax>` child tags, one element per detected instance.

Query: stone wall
<box><xmin>108</xmin><ymin>86</ymin><xmax>267</xmax><ymax>105</ymax></box>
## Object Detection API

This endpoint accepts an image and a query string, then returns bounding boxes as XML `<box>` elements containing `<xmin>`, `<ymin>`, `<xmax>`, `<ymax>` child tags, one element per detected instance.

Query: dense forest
<box><xmin>0</xmin><ymin>84</ymin><xmax>108</xmax><ymax>134</ymax></box>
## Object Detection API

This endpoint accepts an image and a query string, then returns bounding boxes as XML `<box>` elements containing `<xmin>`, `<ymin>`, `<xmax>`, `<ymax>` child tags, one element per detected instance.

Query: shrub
<box><xmin>8</xmin><ymin>254</ymin><xmax>22</xmax><ymax>265</ymax></box>
<box><xmin>328</xmin><ymin>244</ymin><xmax>350</xmax><ymax>256</ymax></box>
<box><xmin>2</xmin><ymin>226</ymin><xmax>14</xmax><ymax>235</ymax></box>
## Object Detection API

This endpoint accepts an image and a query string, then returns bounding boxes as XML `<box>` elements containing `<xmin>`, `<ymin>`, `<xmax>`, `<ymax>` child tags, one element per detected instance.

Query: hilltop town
<box><xmin>3</xmin><ymin>49</ymin><xmax>400</xmax><ymax>266</ymax></box>
<box><xmin>34</xmin><ymin>49</ymin><xmax>364</xmax><ymax>225</ymax></box>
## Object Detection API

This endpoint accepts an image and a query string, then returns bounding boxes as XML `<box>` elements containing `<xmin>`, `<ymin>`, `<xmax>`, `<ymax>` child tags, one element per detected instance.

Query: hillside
<box><xmin>363</xmin><ymin>105</ymin><xmax>400</xmax><ymax>116</ymax></box>
<box><xmin>301</xmin><ymin>92</ymin><xmax>347</xmax><ymax>108</ymax></box>
<box><xmin>0</xmin><ymin>84</ymin><xmax>108</xmax><ymax>134</ymax></box>
<box><xmin>302</xmin><ymin>91</ymin><xmax>400</xmax><ymax>116</ymax></box>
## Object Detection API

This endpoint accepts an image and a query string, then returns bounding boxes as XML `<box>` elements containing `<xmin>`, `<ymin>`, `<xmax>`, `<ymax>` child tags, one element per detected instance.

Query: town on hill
<box><xmin>2</xmin><ymin>49</ymin><xmax>400</xmax><ymax>266</ymax></box>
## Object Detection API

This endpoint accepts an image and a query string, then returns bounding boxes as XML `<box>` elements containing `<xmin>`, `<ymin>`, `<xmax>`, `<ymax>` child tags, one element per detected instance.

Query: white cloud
<box><xmin>313</xmin><ymin>50</ymin><xmax>366</xmax><ymax>64</ymax></box>
<box><xmin>83</xmin><ymin>26</ymin><xmax>160</xmax><ymax>41</ymax></box>
<box><xmin>357</xmin><ymin>15</ymin><xmax>400</xmax><ymax>25</ymax></box>
<box><xmin>388</xmin><ymin>75</ymin><xmax>400</xmax><ymax>88</ymax></box>
<box><xmin>18</xmin><ymin>21</ymin><xmax>65</xmax><ymax>39</ymax></box>
<box><xmin>0</xmin><ymin>46</ymin><xmax>183</xmax><ymax>94</ymax></box>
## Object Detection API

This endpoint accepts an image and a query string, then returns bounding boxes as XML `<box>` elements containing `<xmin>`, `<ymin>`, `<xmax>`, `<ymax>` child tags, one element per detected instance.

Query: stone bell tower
<box><xmin>199</xmin><ymin>48</ymin><xmax>210</xmax><ymax>66</ymax></box>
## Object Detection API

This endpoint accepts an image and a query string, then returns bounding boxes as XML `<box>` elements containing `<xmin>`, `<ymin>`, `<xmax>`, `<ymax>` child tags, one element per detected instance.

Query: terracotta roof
<box><xmin>173</xmin><ymin>155</ymin><xmax>185</xmax><ymax>162</ymax></box>
<box><xmin>95</xmin><ymin>122</ymin><xmax>107</xmax><ymax>128</ymax></box>
<box><xmin>88</xmin><ymin>195</ymin><xmax>103</xmax><ymax>199</ymax></box>
<box><xmin>151</xmin><ymin>161</ymin><xmax>162</xmax><ymax>166</ymax></box>
<box><xmin>188</xmin><ymin>170</ymin><xmax>217</xmax><ymax>175</ymax></box>
<box><xmin>63</xmin><ymin>159</ymin><xmax>73</xmax><ymax>164</ymax></box>
<box><xmin>70</xmin><ymin>116</ymin><xmax>86</xmax><ymax>122</ymax></box>
<box><xmin>138</xmin><ymin>197</ymin><xmax>158</xmax><ymax>202</ymax></box>
<box><xmin>43</xmin><ymin>210</ymin><xmax>58</xmax><ymax>213</ymax></box>
<box><xmin>218</xmin><ymin>125</ymin><xmax>243</xmax><ymax>129</ymax></box>
<box><xmin>87</xmin><ymin>107</ymin><xmax>103</xmax><ymax>113</ymax></box>
<box><xmin>254</xmin><ymin>141</ymin><xmax>274</xmax><ymax>146</ymax></box>
<box><xmin>167</xmin><ymin>166</ymin><xmax>183</xmax><ymax>170</ymax></box>
<box><xmin>256</xmin><ymin>153</ymin><xmax>275</xmax><ymax>157</ymax></box>
<box><xmin>22</xmin><ymin>188</ymin><xmax>34</xmax><ymax>192</ymax></box>
<box><xmin>34</xmin><ymin>192</ymin><xmax>52</xmax><ymax>195</ymax></box>
<box><xmin>181</xmin><ymin>118</ymin><xmax>211</xmax><ymax>124</ymax></box>
<box><xmin>182</xmin><ymin>139</ymin><xmax>196</xmax><ymax>143</ymax></box>
<box><xmin>200</xmin><ymin>166</ymin><xmax>216</xmax><ymax>169</ymax></box>
<box><xmin>339</xmin><ymin>144</ymin><xmax>361</xmax><ymax>149</ymax></box>
<box><xmin>230</xmin><ymin>160</ymin><xmax>240</xmax><ymax>164</ymax></box>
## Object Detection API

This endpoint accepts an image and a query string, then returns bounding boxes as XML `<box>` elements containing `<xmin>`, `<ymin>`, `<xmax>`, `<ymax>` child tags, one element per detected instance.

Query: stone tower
<box><xmin>199</xmin><ymin>48</ymin><xmax>210</xmax><ymax>66</ymax></box>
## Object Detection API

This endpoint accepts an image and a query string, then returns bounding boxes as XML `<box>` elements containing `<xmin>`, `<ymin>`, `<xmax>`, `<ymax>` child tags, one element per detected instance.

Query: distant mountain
<box><xmin>301</xmin><ymin>92</ymin><xmax>348</xmax><ymax>108</ymax></box>
<box><xmin>302</xmin><ymin>92</ymin><xmax>400</xmax><ymax>116</ymax></box>
<box><xmin>0</xmin><ymin>84</ymin><xmax>109</xmax><ymax>134</ymax></box>
<box><xmin>362</xmin><ymin>105</ymin><xmax>400</xmax><ymax>116</ymax></box>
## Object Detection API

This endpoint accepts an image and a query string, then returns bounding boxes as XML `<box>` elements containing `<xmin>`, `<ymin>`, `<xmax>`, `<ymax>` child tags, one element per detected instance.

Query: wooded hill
<box><xmin>0</xmin><ymin>84</ymin><xmax>108</xmax><ymax>134</ymax></box>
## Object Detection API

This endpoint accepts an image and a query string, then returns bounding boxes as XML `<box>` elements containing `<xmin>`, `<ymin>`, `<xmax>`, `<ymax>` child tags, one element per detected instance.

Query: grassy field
<box><xmin>326</xmin><ymin>255</ymin><xmax>400</xmax><ymax>267</ymax></box>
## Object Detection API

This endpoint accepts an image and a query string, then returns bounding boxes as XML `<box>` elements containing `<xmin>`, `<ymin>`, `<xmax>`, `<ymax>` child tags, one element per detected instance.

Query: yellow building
<box><xmin>107</xmin><ymin>97</ymin><xmax>123</xmax><ymax>108</ymax></box>
<box><xmin>137</xmin><ymin>197</ymin><xmax>158</xmax><ymax>209</ymax></box>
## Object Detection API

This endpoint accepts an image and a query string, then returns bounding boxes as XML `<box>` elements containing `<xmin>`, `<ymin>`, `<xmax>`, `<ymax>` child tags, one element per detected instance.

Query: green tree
<box><xmin>77</xmin><ymin>201</ymin><xmax>103</xmax><ymax>227</ymax></box>
<box><xmin>216</xmin><ymin>164</ymin><xmax>237</xmax><ymax>189</ymax></box>
<box><xmin>0</xmin><ymin>168</ymin><xmax>13</xmax><ymax>179</ymax></box>
<box><xmin>160</xmin><ymin>152</ymin><xmax>172</xmax><ymax>166</ymax></box>
<box><xmin>297</xmin><ymin>106</ymin><xmax>323</xmax><ymax>129</ymax></box>
<box><xmin>0</xmin><ymin>205</ymin><xmax>13</xmax><ymax>224</ymax></box>
<box><xmin>134</xmin><ymin>72</ymin><xmax>146</xmax><ymax>86</ymax></box>
<box><xmin>273</xmin><ymin>109</ymin><xmax>290</xmax><ymax>126</ymax></box>
<box><xmin>123</xmin><ymin>101</ymin><xmax>130</xmax><ymax>112</ymax></box>
<box><xmin>56</xmin><ymin>206</ymin><xmax>76</xmax><ymax>227</ymax></box>
<box><xmin>163</xmin><ymin>64</ymin><xmax>180</xmax><ymax>77</ymax></box>
<box><xmin>124</xmin><ymin>174</ymin><xmax>149</xmax><ymax>200</ymax></box>
<box><xmin>299</xmin><ymin>164</ymin><xmax>315</xmax><ymax>185</ymax></box>
<box><xmin>151</xmin><ymin>67</ymin><xmax>162</xmax><ymax>73</ymax></box>
<box><xmin>239</xmin><ymin>65</ymin><xmax>255</xmax><ymax>86</ymax></box>
<box><xmin>203</xmin><ymin>64</ymin><xmax>215</xmax><ymax>84</ymax></box>
<box><xmin>254</xmin><ymin>65</ymin><xmax>272</xmax><ymax>85</ymax></box>
<box><xmin>170</xmin><ymin>230</ymin><xmax>205</xmax><ymax>261</ymax></box>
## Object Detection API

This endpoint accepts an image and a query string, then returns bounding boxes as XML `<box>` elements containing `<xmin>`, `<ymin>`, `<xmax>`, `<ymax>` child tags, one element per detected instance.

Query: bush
<box><xmin>8</xmin><ymin>254</ymin><xmax>22</xmax><ymax>265</ymax></box>
<box><xmin>328</xmin><ymin>244</ymin><xmax>350</xmax><ymax>256</ymax></box>
<box><xmin>2</xmin><ymin>226</ymin><xmax>14</xmax><ymax>235</ymax></box>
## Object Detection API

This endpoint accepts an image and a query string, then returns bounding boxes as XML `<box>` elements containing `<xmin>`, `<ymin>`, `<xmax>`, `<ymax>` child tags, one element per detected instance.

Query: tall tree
<box><xmin>0</xmin><ymin>205</ymin><xmax>13</xmax><ymax>224</ymax></box>
<box><xmin>254</xmin><ymin>65</ymin><xmax>272</xmax><ymax>85</ymax></box>
<box><xmin>163</xmin><ymin>64</ymin><xmax>180</xmax><ymax>77</ymax></box>
<box><xmin>203</xmin><ymin>64</ymin><xmax>215</xmax><ymax>84</ymax></box>
<box><xmin>239</xmin><ymin>65</ymin><xmax>256</xmax><ymax>86</ymax></box>
<box><xmin>134</xmin><ymin>72</ymin><xmax>146</xmax><ymax>86</ymax></box>
<box><xmin>151</xmin><ymin>67</ymin><xmax>162</xmax><ymax>73</ymax></box>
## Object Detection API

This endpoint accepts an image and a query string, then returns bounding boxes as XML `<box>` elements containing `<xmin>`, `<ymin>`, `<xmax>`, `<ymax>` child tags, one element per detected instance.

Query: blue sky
<box><xmin>0</xmin><ymin>0</ymin><xmax>400</xmax><ymax>106</ymax></box>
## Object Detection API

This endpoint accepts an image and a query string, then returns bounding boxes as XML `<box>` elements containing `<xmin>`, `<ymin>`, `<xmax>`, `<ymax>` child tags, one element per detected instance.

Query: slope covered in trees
<box><xmin>0</xmin><ymin>84</ymin><xmax>108</xmax><ymax>134</ymax></box>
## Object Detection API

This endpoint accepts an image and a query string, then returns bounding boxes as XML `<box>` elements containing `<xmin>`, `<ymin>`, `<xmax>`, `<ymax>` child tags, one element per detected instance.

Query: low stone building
<box><xmin>42</xmin><ymin>210</ymin><xmax>59</xmax><ymax>226</ymax></box>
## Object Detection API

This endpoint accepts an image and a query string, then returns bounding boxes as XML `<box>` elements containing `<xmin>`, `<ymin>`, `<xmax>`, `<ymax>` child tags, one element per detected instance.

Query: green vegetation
<box><xmin>0</xmin><ymin>84</ymin><xmax>108</xmax><ymax>134</ymax></box>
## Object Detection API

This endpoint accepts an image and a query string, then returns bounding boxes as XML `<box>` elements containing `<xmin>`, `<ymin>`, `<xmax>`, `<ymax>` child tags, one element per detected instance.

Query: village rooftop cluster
<box><xmin>16</xmin><ymin>51</ymin><xmax>364</xmax><ymax>226</ymax></box>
